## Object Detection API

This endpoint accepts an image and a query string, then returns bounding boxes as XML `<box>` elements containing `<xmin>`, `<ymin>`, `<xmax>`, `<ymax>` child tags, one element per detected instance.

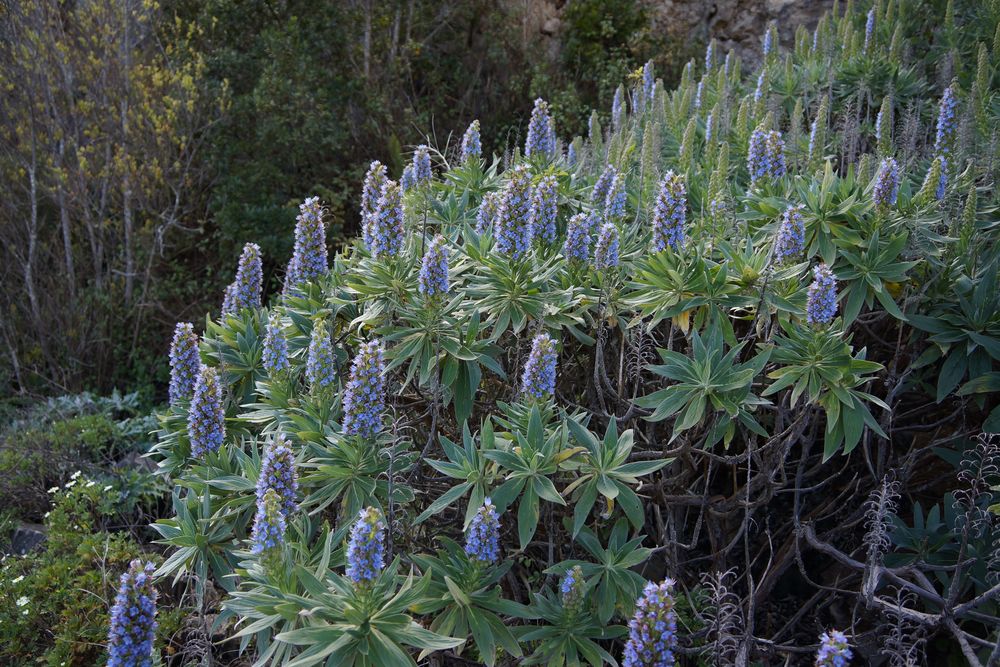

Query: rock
<box><xmin>9</xmin><ymin>523</ymin><xmax>46</xmax><ymax>555</ymax></box>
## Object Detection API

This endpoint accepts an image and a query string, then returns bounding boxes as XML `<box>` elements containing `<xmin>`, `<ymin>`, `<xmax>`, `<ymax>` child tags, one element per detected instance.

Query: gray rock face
<box><xmin>9</xmin><ymin>524</ymin><xmax>46</xmax><ymax>555</ymax></box>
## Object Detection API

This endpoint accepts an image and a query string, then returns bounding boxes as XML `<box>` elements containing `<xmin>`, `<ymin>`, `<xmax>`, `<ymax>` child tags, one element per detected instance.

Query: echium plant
<box><xmin>612</xmin><ymin>85</ymin><xmax>625</xmax><ymax>130</ymax></box>
<box><xmin>262</xmin><ymin>312</ymin><xmax>290</xmax><ymax>376</ymax></box>
<box><xmin>806</xmin><ymin>264</ymin><xmax>838</xmax><ymax>326</ymax></box>
<box><xmin>168</xmin><ymin>322</ymin><xmax>200</xmax><ymax>404</ymax></box>
<box><xmin>370</xmin><ymin>180</ymin><xmax>405</xmax><ymax>258</ymax></box>
<box><xmin>285</xmin><ymin>196</ymin><xmax>328</xmax><ymax>290</ymax></box>
<box><xmin>560</xmin><ymin>565</ymin><xmax>586</xmax><ymax>615</ymax></box>
<box><xmin>748</xmin><ymin>125</ymin><xmax>786</xmax><ymax>185</ymax></box>
<box><xmin>526</xmin><ymin>98</ymin><xmax>556</xmax><ymax>159</ymax></box>
<box><xmin>774</xmin><ymin>204</ymin><xmax>806</xmax><ymax>261</ymax></box>
<box><xmin>345</xmin><ymin>506</ymin><xmax>386</xmax><ymax>585</ymax></box>
<box><xmin>593</xmin><ymin>165</ymin><xmax>617</xmax><ymax>207</ymax></box>
<box><xmin>107</xmin><ymin>560</ymin><xmax>157</xmax><ymax>667</ymax></box>
<box><xmin>465</xmin><ymin>497</ymin><xmax>500</xmax><ymax>563</ymax></box>
<box><xmin>642</xmin><ymin>59</ymin><xmax>655</xmax><ymax>107</ymax></box>
<box><xmin>251</xmin><ymin>488</ymin><xmax>287</xmax><ymax>556</ymax></box>
<box><xmin>306</xmin><ymin>318</ymin><xmax>337</xmax><ymax>391</ymax></box>
<box><xmin>476</xmin><ymin>191</ymin><xmax>500</xmax><ymax>234</ymax></box>
<box><xmin>232</xmin><ymin>242</ymin><xmax>263</xmax><ymax>311</ymax></box>
<box><xmin>360</xmin><ymin>160</ymin><xmax>388</xmax><ymax>247</ymax></box>
<box><xmin>651</xmin><ymin>170</ymin><xmax>686</xmax><ymax>252</ymax></box>
<box><xmin>622</xmin><ymin>579</ymin><xmax>679</xmax><ymax>667</ymax></box>
<box><xmin>495</xmin><ymin>165</ymin><xmax>533</xmax><ymax>259</ymax></box>
<box><xmin>564</xmin><ymin>212</ymin><xmax>591</xmax><ymax>263</ymax></box>
<box><xmin>342</xmin><ymin>339</ymin><xmax>386</xmax><ymax>439</ymax></box>
<box><xmin>521</xmin><ymin>332</ymin><xmax>557</xmax><ymax>399</ymax></box>
<box><xmin>258</xmin><ymin>434</ymin><xmax>298</xmax><ymax>518</ymax></box>
<box><xmin>605</xmin><ymin>171</ymin><xmax>627</xmax><ymax>221</ymax></box>
<box><xmin>188</xmin><ymin>365</ymin><xmax>225</xmax><ymax>457</ymax></box>
<box><xmin>413</xmin><ymin>144</ymin><xmax>432</xmax><ymax>185</ymax></box>
<box><xmin>872</xmin><ymin>157</ymin><xmax>900</xmax><ymax>209</ymax></box>
<box><xmin>916</xmin><ymin>156</ymin><xmax>947</xmax><ymax>203</ymax></box>
<box><xmin>221</xmin><ymin>282</ymin><xmax>237</xmax><ymax>316</ymax></box>
<box><xmin>461</xmin><ymin>119</ymin><xmax>482</xmax><ymax>164</ymax></box>
<box><xmin>594</xmin><ymin>222</ymin><xmax>621</xmax><ymax>271</ymax></box>
<box><xmin>933</xmin><ymin>83</ymin><xmax>958</xmax><ymax>154</ymax></box>
<box><xmin>815</xmin><ymin>630</ymin><xmax>853</xmax><ymax>666</ymax></box>
<box><xmin>419</xmin><ymin>234</ymin><xmax>450</xmax><ymax>297</ymax></box>
<box><xmin>530</xmin><ymin>174</ymin><xmax>559</xmax><ymax>244</ymax></box>
<box><xmin>863</xmin><ymin>8</ymin><xmax>875</xmax><ymax>53</ymax></box>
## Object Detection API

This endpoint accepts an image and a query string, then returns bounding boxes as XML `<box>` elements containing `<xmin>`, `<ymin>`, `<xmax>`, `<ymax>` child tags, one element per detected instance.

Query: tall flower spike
<box><xmin>763</xmin><ymin>22</ymin><xmax>776</xmax><ymax>56</ymax></box>
<box><xmin>694</xmin><ymin>79</ymin><xmax>704</xmax><ymax>110</ymax></box>
<box><xmin>765</xmin><ymin>130</ymin><xmax>787</xmax><ymax>178</ymax></box>
<box><xmin>564</xmin><ymin>213</ymin><xmax>591</xmax><ymax>263</ymax></box>
<box><xmin>917</xmin><ymin>156</ymin><xmax>947</xmax><ymax>203</ymax></box>
<box><xmin>612</xmin><ymin>85</ymin><xmax>625</xmax><ymax>130</ymax></box>
<box><xmin>251</xmin><ymin>488</ymin><xmax>287</xmax><ymax>555</ymax></box>
<box><xmin>419</xmin><ymin>235</ymin><xmax>450</xmax><ymax>297</ymax></box>
<box><xmin>257</xmin><ymin>434</ymin><xmax>299</xmax><ymax>518</ymax></box>
<box><xmin>594</xmin><ymin>222</ymin><xmax>620</xmax><ymax>271</ymax></box>
<box><xmin>873</xmin><ymin>157</ymin><xmax>900</xmax><ymax>209</ymax></box>
<box><xmin>642</xmin><ymin>60</ymin><xmax>655</xmax><ymax>105</ymax></box>
<box><xmin>748</xmin><ymin>127</ymin><xmax>786</xmax><ymax>185</ymax></box>
<box><xmin>604</xmin><ymin>171</ymin><xmax>627</xmax><ymax>220</ymax></box>
<box><xmin>221</xmin><ymin>282</ymin><xmax>237</xmax><ymax>316</ymax></box>
<box><xmin>342</xmin><ymin>340</ymin><xmax>386</xmax><ymax>439</ymax></box>
<box><xmin>476</xmin><ymin>191</ymin><xmax>500</xmax><ymax>234</ymax></box>
<box><xmin>107</xmin><ymin>560</ymin><xmax>157</xmax><ymax>667</ymax></box>
<box><xmin>360</xmin><ymin>161</ymin><xmax>388</xmax><ymax>247</ymax></box>
<box><xmin>345</xmin><ymin>506</ymin><xmax>386</xmax><ymax>584</ymax></box>
<box><xmin>754</xmin><ymin>70</ymin><xmax>766</xmax><ymax>104</ymax></box>
<box><xmin>530</xmin><ymin>174</ymin><xmax>559</xmax><ymax>244</ymax></box>
<box><xmin>521</xmin><ymin>332</ymin><xmax>557</xmax><ymax>399</ymax></box>
<box><xmin>465</xmin><ymin>497</ymin><xmax>501</xmax><ymax>563</ymax></box>
<box><xmin>526</xmin><ymin>98</ymin><xmax>556</xmax><ymax>159</ymax></box>
<box><xmin>592</xmin><ymin>165</ymin><xmax>616</xmax><ymax>206</ymax></box>
<box><xmin>495</xmin><ymin>165</ymin><xmax>533</xmax><ymax>259</ymax></box>
<box><xmin>815</xmin><ymin>630</ymin><xmax>853</xmax><ymax>666</ymax></box>
<box><xmin>306</xmin><ymin>319</ymin><xmax>337</xmax><ymax>391</ymax></box>
<box><xmin>934</xmin><ymin>84</ymin><xmax>958</xmax><ymax>154</ymax></box>
<box><xmin>262</xmin><ymin>312</ymin><xmax>290</xmax><ymax>376</ymax></box>
<box><xmin>232</xmin><ymin>242</ymin><xmax>263</xmax><ymax>311</ymax></box>
<box><xmin>370</xmin><ymin>180</ymin><xmax>405</xmax><ymax>258</ymax></box>
<box><xmin>806</xmin><ymin>264</ymin><xmax>838</xmax><ymax>325</ymax></box>
<box><xmin>413</xmin><ymin>145</ymin><xmax>432</xmax><ymax>185</ymax></box>
<box><xmin>622</xmin><ymin>579</ymin><xmax>679</xmax><ymax>667</ymax></box>
<box><xmin>400</xmin><ymin>163</ymin><xmax>416</xmax><ymax>192</ymax></box>
<box><xmin>705</xmin><ymin>39</ymin><xmax>716</xmax><ymax>71</ymax></box>
<box><xmin>774</xmin><ymin>204</ymin><xmax>806</xmax><ymax>261</ymax></box>
<box><xmin>169</xmin><ymin>322</ymin><xmax>200</xmax><ymax>404</ymax></box>
<box><xmin>566</xmin><ymin>141</ymin><xmax>577</xmax><ymax>167</ymax></box>
<box><xmin>561</xmin><ymin>565</ymin><xmax>586</xmax><ymax>615</ymax></box>
<box><xmin>652</xmin><ymin>171</ymin><xmax>687</xmax><ymax>253</ymax></box>
<box><xmin>188</xmin><ymin>365</ymin><xmax>225</xmax><ymax>458</ymax></box>
<box><xmin>461</xmin><ymin>120</ymin><xmax>482</xmax><ymax>164</ymax></box>
<box><xmin>288</xmin><ymin>196</ymin><xmax>328</xmax><ymax>287</ymax></box>
<box><xmin>863</xmin><ymin>8</ymin><xmax>875</xmax><ymax>53</ymax></box>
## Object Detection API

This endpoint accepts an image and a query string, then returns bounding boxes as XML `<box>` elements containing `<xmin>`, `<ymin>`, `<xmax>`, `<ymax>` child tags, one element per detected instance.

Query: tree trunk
<box><xmin>57</xmin><ymin>143</ymin><xmax>76</xmax><ymax>299</ymax></box>
<box><xmin>121</xmin><ymin>0</ymin><xmax>134</xmax><ymax>305</ymax></box>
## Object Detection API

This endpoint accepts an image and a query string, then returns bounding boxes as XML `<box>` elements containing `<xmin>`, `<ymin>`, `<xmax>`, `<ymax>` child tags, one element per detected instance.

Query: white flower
<box><xmin>47</xmin><ymin>487</ymin><xmax>59</xmax><ymax>494</ymax></box>
<box><xmin>85</xmin><ymin>480</ymin><xmax>96</xmax><ymax>488</ymax></box>
<box><xmin>12</xmin><ymin>575</ymin><xmax>24</xmax><ymax>584</ymax></box>
<box><xmin>70</xmin><ymin>470</ymin><xmax>81</xmax><ymax>480</ymax></box>
<box><xmin>16</xmin><ymin>595</ymin><xmax>29</xmax><ymax>607</ymax></box>
<box><xmin>64</xmin><ymin>480</ymin><xmax>76</xmax><ymax>488</ymax></box>
<box><xmin>103</xmin><ymin>485</ymin><xmax>113</xmax><ymax>492</ymax></box>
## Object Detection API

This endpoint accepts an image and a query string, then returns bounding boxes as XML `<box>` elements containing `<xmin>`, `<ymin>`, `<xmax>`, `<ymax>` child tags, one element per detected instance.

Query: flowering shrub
<box><xmin>145</xmin><ymin>2</ymin><xmax>1000</xmax><ymax>665</ymax></box>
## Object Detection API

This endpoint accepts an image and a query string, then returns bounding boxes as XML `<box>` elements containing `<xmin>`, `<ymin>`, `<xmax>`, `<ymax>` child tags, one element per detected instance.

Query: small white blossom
<box><xmin>16</xmin><ymin>595</ymin><xmax>29</xmax><ymax>606</ymax></box>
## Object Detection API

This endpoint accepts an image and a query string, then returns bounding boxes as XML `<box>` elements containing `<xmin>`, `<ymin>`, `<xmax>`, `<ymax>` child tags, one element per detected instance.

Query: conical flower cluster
<box><xmin>461</xmin><ymin>120</ymin><xmax>482</xmax><ymax>164</ymax></box>
<box><xmin>361</xmin><ymin>161</ymin><xmax>388</xmax><ymax>247</ymax></box>
<box><xmin>107</xmin><ymin>560</ymin><xmax>157</xmax><ymax>667</ymax></box>
<box><xmin>251</xmin><ymin>488</ymin><xmax>286</xmax><ymax>555</ymax></box>
<box><xmin>774</xmin><ymin>204</ymin><xmax>806</xmax><ymax>261</ymax></box>
<box><xmin>370</xmin><ymin>180</ymin><xmax>405</xmax><ymax>258</ymax></box>
<box><xmin>419</xmin><ymin>234</ymin><xmax>450</xmax><ymax>297</ymax></box>
<box><xmin>495</xmin><ymin>165</ymin><xmax>533</xmax><ymax>259</ymax></box>
<box><xmin>592</xmin><ymin>165</ymin><xmax>617</xmax><ymax>206</ymax></box>
<box><xmin>231</xmin><ymin>242</ymin><xmax>263</xmax><ymax>311</ymax></box>
<box><xmin>306</xmin><ymin>319</ymin><xmax>337</xmax><ymax>390</ymax></box>
<box><xmin>530</xmin><ymin>174</ymin><xmax>559</xmax><ymax>243</ymax></box>
<box><xmin>262</xmin><ymin>312</ymin><xmax>290</xmax><ymax>376</ymax></box>
<box><xmin>285</xmin><ymin>196</ymin><xmax>328</xmax><ymax>291</ymax></box>
<box><xmin>873</xmin><ymin>157</ymin><xmax>900</xmax><ymax>208</ymax></box>
<box><xmin>188</xmin><ymin>365</ymin><xmax>225</xmax><ymax>457</ymax></box>
<box><xmin>622</xmin><ymin>579</ymin><xmax>678</xmax><ymax>667</ymax></box>
<box><xmin>651</xmin><ymin>171</ymin><xmax>686</xmax><ymax>252</ymax></box>
<box><xmin>934</xmin><ymin>84</ymin><xmax>958</xmax><ymax>154</ymax></box>
<box><xmin>525</xmin><ymin>98</ymin><xmax>556</xmax><ymax>159</ymax></box>
<box><xmin>346</xmin><ymin>506</ymin><xmax>386</xmax><ymax>584</ymax></box>
<box><xmin>564</xmin><ymin>213</ymin><xmax>591</xmax><ymax>263</ymax></box>
<box><xmin>169</xmin><ymin>322</ymin><xmax>200</xmax><ymax>404</ymax></box>
<box><xmin>413</xmin><ymin>145</ymin><xmax>432</xmax><ymax>185</ymax></box>
<box><xmin>806</xmin><ymin>264</ymin><xmax>838</xmax><ymax>325</ymax></box>
<box><xmin>594</xmin><ymin>222</ymin><xmax>621</xmax><ymax>271</ymax></box>
<box><xmin>521</xmin><ymin>332</ymin><xmax>557</xmax><ymax>399</ymax></box>
<box><xmin>612</xmin><ymin>85</ymin><xmax>625</xmax><ymax>130</ymax></box>
<box><xmin>561</xmin><ymin>564</ymin><xmax>586</xmax><ymax>615</ymax></box>
<box><xmin>476</xmin><ymin>191</ymin><xmax>500</xmax><ymax>234</ymax></box>
<box><xmin>251</xmin><ymin>435</ymin><xmax>298</xmax><ymax>554</ymax></box>
<box><xmin>342</xmin><ymin>339</ymin><xmax>386</xmax><ymax>439</ymax></box>
<box><xmin>465</xmin><ymin>497</ymin><xmax>500</xmax><ymax>563</ymax></box>
<box><xmin>748</xmin><ymin>126</ymin><xmax>787</xmax><ymax>185</ymax></box>
<box><xmin>604</xmin><ymin>171</ymin><xmax>627</xmax><ymax>220</ymax></box>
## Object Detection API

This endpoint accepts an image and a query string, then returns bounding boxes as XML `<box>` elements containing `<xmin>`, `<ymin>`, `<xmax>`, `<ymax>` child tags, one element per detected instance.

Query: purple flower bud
<box><xmin>251</xmin><ymin>488</ymin><xmax>287</xmax><ymax>554</ymax></box>
<box><xmin>346</xmin><ymin>506</ymin><xmax>386</xmax><ymax>584</ymax></box>
<box><xmin>419</xmin><ymin>234</ymin><xmax>450</xmax><ymax>297</ymax></box>
<box><xmin>530</xmin><ymin>175</ymin><xmax>559</xmax><ymax>244</ymax></box>
<box><xmin>495</xmin><ymin>165</ymin><xmax>534</xmax><ymax>259</ymax></box>
<box><xmin>526</xmin><ymin>98</ymin><xmax>556</xmax><ymax>159</ymax></box>
<box><xmin>564</xmin><ymin>213</ymin><xmax>591</xmax><ymax>263</ymax></box>
<box><xmin>521</xmin><ymin>332</ymin><xmax>557</xmax><ymax>399</ymax></box>
<box><xmin>806</xmin><ymin>264</ymin><xmax>838</xmax><ymax>325</ymax></box>
<box><xmin>169</xmin><ymin>322</ymin><xmax>200</xmax><ymax>404</ymax></box>
<box><xmin>561</xmin><ymin>565</ymin><xmax>586</xmax><ymax>615</ymax></box>
<box><xmin>652</xmin><ymin>171</ymin><xmax>686</xmax><ymax>253</ymax></box>
<box><xmin>413</xmin><ymin>145</ymin><xmax>432</xmax><ymax>184</ymax></box>
<box><xmin>604</xmin><ymin>172</ymin><xmax>627</xmax><ymax>220</ymax></box>
<box><xmin>370</xmin><ymin>180</ymin><xmax>405</xmax><ymax>258</ymax></box>
<box><xmin>286</xmin><ymin>197</ymin><xmax>328</xmax><ymax>290</ymax></box>
<box><xmin>594</xmin><ymin>222</ymin><xmax>621</xmax><ymax>270</ymax></box>
<box><xmin>188</xmin><ymin>365</ymin><xmax>225</xmax><ymax>457</ymax></box>
<box><xmin>361</xmin><ymin>161</ymin><xmax>388</xmax><ymax>247</ymax></box>
<box><xmin>262</xmin><ymin>312</ymin><xmax>290</xmax><ymax>376</ymax></box>
<box><xmin>873</xmin><ymin>157</ymin><xmax>900</xmax><ymax>208</ymax></box>
<box><xmin>622</xmin><ymin>579</ymin><xmax>678</xmax><ymax>667</ymax></box>
<box><xmin>461</xmin><ymin>120</ymin><xmax>482</xmax><ymax>164</ymax></box>
<box><xmin>306</xmin><ymin>319</ymin><xmax>337</xmax><ymax>391</ymax></box>
<box><xmin>231</xmin><ymin>242</ymin><xmax>263</xmax><ymax>311</ymax></box>
<box><xmin>465</xmin><ymin>497</ymin><xmax>500</xmax><ymax>563</ymax></box>
<box><xmin>107</xmin><ymin>560</ymin><xmax>157</xmax><ymax>667</ymax></box>
<box><xmin>612</xmin><ymin>85</ymin><xmax>625</xmax><ymax>130</ymax></box>
<box><xmin>934</xmin><ymin>85</ymin><xmax>958</xmax><ymax>154</ymax></box>
<box><xmin>815</xmin><ymin>630</ymin><xmax>853</xmax><ymax>666</ymax></box>
<box><xmin>342</xmin><ymin>340</ymin><xmax>386</xmax><ymax>439</ymax></box>
<box><xmin>774</xmin><ymin>204</ymin><xmax>806</xmax><ymax>261</ymax></box>
<box><xmin>476</xmin><ymin>192</ymin><xmax>500</xmax><ymax>234</ymax></box>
